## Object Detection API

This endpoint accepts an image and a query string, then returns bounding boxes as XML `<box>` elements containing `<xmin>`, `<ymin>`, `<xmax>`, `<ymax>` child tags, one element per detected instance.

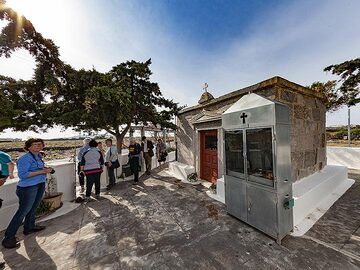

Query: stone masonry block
<box><xmin>312</xmin><ymin>108</ymin><xmax>321</xmax><ymax>121</ymax></box>
<box><xmin>280</xmin><ymin>89</ymin><xmax>297</xmax><ymax>103</ymax></box>
<box><xmin>294</xmin><ymin>105</ymin><xmax>311</xmax><ymax>120</ymax></box>
<box><xmin>304</xmin><ymin>150</ymin><xmax>316</xmax><ymax>167</ymax></box>
<box><xmin>291</xmin><ymin>151</ymin><xmax>305</xmax><ymax>169</ymax></box>
<box><xmin>316</xmin><ymin>147</ymin><xmax>326</xmax><ymax>164</ymax></box>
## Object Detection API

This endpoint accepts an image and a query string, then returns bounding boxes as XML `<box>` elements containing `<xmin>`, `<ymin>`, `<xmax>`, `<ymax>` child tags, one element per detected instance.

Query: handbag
<box><xmin>109</xmin><ymin>147</ymin><xmax>120</xmax><ymax>169</ymax></box>
<box><xmin>110</xmin><ymin>159</ymin><xmax>120</xmax><ymax>169</ymax></box>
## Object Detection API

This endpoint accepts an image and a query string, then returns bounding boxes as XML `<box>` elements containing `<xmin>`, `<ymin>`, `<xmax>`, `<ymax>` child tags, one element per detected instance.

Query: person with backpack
<box><xmin>77</xmin><ymin>138</ymin><xmax>90</xmax><ymax>193</ymax></box>
<box><xmin>80</xmin><ymin>139</ymin><xmax>104</xmax><ymax>201</ymax></box>
<box><xmin>105</xmin><ymin>139</ymin><xmax>119</xmax><ymax>190</ymax></box>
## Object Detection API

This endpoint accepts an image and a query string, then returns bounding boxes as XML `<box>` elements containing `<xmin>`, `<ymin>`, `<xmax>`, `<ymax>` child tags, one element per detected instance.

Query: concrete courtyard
<box><xmin>0</xmin><ymin>165</ymin><xmax>359</xmax><ymax>270</ymax></box>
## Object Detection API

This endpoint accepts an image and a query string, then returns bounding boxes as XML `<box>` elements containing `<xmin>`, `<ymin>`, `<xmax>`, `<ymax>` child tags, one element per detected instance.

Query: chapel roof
<box><xmin>179</xmin><ymin>76</ymin><xmax>324</xmax><ymax>115</ymax></box>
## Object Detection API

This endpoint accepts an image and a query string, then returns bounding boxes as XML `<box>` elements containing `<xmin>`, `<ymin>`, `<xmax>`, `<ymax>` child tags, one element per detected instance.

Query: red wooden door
<box><xmin>200</xmin><ymin>130</ymin><xmax>218</xmax><ymax>183</ymax></box>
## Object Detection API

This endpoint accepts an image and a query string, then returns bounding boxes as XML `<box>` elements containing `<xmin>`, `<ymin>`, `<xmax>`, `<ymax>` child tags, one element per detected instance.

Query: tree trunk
<box><xmin>115</xmin><ymin>133</ymin><xmax>124</xmax><ymax>154</ymax></box>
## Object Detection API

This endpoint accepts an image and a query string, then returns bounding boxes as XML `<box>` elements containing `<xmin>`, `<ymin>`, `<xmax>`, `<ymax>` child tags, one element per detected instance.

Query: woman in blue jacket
<box><xmin>2</xmin><ymin>138</ymin><xmax>53</xmax><ymax>249</ymax></box>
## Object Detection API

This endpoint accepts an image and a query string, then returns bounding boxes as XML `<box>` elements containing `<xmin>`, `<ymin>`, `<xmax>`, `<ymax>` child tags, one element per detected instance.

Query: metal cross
<box><xmin>203</xmin><ymin>83</ymin><xmax>208</xmax><ymax>93</ymax></box>
<box><xmin>240</xmin><ymin>112</ymin><xmax>248</xmax><ymax>124</ymax></box>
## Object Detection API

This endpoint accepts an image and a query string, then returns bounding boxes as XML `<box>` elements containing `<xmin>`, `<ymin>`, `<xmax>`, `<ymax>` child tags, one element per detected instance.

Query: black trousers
<box><xmin>85</xmin><ymin>172</ymin><xmax>101</xmax><ymax>197</ymax></box>
<box><xmin>77</xmin><ymin>162</ymin><xmax>85</xmax><ymax>186</ymax></box>
<box><xmin>107</xmin><ymin>166</ymin><xmax>116</xmax><ymax>186</ymax></box>
<box><xmin>129</xmin><ymin>156</ymin><xmax>140</xmax><ymax>182</ymax></box>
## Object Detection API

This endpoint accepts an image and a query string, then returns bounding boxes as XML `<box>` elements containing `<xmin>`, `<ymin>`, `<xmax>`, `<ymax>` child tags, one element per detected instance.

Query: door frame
<box><xmin>199</xmin><ymin>129</ymin><xmax>218</xmax><ymax>182</ymax></box>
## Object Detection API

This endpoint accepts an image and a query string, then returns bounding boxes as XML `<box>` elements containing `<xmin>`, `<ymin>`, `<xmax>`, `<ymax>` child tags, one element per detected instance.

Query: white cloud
<box><xmin>1</xmin><ymin>0</ymin><xmax>360</xmax><ymax>139</ymax></box>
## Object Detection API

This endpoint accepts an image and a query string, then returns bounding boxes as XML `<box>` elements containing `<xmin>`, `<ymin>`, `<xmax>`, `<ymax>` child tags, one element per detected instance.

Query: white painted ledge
<box><xmin>206</xmin><ymin>176</ymin><xmax>225</xmax><ymax>204</ymax></box>
<box><xmin>0</xmin><ymin>160</ymin><xmax>76</xmax><ymax>231</ymax></box>
<box><xmin>168</xmin><ymin>161</ymin><xmax>195</xmax><ymax>182</ymax></box>
<box><xmin>291</xmin><ymin>165</ymin><xmax>354</xmax><ymax>236</ymax></box>
<box><xmin>327</xmin><ymin>146</ymin><xmax>360</xmax><ymax>170</ymax></box>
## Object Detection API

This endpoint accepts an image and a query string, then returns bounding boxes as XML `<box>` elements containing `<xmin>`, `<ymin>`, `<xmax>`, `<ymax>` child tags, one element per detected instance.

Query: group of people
<box><xmin>0</xmin><ymin>136</ymin><xmax>168</xmax><ymax>260</ymax></box>
<box><xmin>77</xmin><ymin>136</ymin><xmax>168</xmax><ymax>198</ymax></box>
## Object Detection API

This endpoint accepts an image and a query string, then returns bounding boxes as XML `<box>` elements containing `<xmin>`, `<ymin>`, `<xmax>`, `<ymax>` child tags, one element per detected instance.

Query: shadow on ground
<box><xmin>0</xmin><ymin>164</ymin><xmax>359</xmax><ymax>269</ymax></box>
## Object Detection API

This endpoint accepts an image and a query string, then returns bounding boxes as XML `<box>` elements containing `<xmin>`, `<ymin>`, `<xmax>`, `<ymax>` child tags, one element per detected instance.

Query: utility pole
<box><xmin>348</xmin><ymin>106</ymin><xmax>351</xmax><ymax>147</ymax></box>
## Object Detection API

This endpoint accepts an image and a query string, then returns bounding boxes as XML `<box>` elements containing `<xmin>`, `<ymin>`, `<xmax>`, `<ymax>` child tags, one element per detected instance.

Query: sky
<box><xmin>1</xmin><ymin>0</ymin><xmax>360</xmax><ymax>139</ymax></box>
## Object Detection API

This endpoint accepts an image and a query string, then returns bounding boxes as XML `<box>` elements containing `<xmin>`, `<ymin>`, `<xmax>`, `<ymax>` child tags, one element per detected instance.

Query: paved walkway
<box><xmin>1</xmin><ymin>166</ymin><xmax>359</xmax><ymax>269</ymax></box>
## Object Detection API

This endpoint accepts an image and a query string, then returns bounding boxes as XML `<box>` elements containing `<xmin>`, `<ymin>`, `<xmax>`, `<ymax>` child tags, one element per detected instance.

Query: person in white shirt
<box><xmin>105</xmin><ymin>139</ymin><xmax>119</xmax><ymax>190</ymax></box>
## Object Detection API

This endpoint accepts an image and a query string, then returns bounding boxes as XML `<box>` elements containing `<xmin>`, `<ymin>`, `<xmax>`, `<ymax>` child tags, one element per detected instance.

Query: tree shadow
<box><xmin>2</xmin><ymin>233</ymin><xmax>57</xmax><ymax>270</ymax></box>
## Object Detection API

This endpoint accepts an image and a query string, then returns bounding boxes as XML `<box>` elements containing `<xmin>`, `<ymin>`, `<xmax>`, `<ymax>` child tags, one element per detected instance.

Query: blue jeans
<box><xmin>4</xmin><ymin>183</ymin><xmax>45</xmax><ymax>241</ymax></box>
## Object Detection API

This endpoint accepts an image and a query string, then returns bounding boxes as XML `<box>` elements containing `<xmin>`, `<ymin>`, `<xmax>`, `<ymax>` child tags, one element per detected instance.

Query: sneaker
<box><xmin>2</xmin><ymin>238</ymin><xmax>20</xmax><ymax>249</ymax></box>
<box><xmin>23</xmin><ymin>225</ymin><xmax>46</xmax><ymax>235</ymax></box>
<box><xmin>95</xmin><ymin>194</ymin><xmax>101</xmax><ymax>200</ymax></box>
<box><xmin>85</xmin><ymin>196</ymin><xmax>91</xmax><ymax>202</ymax></box>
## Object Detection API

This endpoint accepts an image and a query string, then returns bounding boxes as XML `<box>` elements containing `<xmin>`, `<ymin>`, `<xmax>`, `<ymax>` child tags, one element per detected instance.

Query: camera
<box><xmin>45</xmin><ymin>167</ymin><xmax>55</xmax><ymax>174</ymax></box>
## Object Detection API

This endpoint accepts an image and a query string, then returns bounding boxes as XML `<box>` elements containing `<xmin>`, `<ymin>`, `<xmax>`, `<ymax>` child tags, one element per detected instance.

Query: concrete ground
<box><xmin>0</xmin><ymin>165</ymin><xmax>359</xmax><ymax>270</ymax></box>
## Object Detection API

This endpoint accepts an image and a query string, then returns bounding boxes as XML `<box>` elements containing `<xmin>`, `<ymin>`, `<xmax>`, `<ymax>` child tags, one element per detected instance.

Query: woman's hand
<box><xmin>43</xmin><ymin>168</ymin><xmax>53</xmax><ymax>174</ymax></box>
<box><xmin>0</xmin><ymin>178</ymin><xmax>6</xmax><ymax>187</ymax></box>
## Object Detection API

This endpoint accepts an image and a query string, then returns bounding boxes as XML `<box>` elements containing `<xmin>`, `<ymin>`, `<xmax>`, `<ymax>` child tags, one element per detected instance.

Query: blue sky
<box><xmin>1</xmin><ymin>0</ymin><xmax>360</xmax><ymax>139</ymax></box>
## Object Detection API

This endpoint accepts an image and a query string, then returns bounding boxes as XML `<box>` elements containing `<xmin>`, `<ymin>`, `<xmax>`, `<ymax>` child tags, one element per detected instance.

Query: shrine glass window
<box><xmin>246</xmin><ymin>128</ymin><xmax>274</xmax><ymax>186</ymax></box>
<box><xmin>225</xmin><ymin>130</ymin><xmax>245</xmax><ymax>178</ymax></box>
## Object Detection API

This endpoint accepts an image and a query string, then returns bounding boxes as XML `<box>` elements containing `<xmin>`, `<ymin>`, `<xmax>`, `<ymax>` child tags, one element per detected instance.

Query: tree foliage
<box><xmin>0</xmin><ymin>0</ymin><xmax>63</xmax><ymax>75</ymax></box>
<box><xmin>0</xmin><ymin>0</ymin><xmax>180</xmax><ymax>148</ymax></box>
<box><xmin>0</xmin><ymin>0</ymin><xmax>65</xmax><ymax>131</ymax></box>
<box><xmin>50</xmin><ymin>60</ymin><xmax>179</xmax><ymax>151</ymax></box>
<box><xmin>309</xmin><ymin>80</ymin><xmax>343</xmax><ymax>111</ymax></box>
<box><xmin>324</xmin><ymin>58</ymin><xmax>360</xmax><ymax>107</ymax></box>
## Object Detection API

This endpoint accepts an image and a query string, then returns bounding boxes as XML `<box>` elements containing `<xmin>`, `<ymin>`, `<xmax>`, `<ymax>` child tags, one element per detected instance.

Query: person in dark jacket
<box><xmin>141</xmin><ymin>136</ymin><xmax>154</xmax><ymax>175</ymax></box>
<box><xmin>80</xmin><ymin>139</ymin><xmax>104</xmax><ymax>201</ymax></box>
<box><xmin>128</xmin><ymin>139</ymin><xmax>142</xmax><ymax>184</ymax></box>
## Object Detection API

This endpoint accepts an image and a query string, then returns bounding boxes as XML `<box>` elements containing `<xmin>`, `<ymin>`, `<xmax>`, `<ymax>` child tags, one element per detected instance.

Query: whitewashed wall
<box><xmin>0</xmin><ymin>160</ymin><xmax>76</xmax><ymax>231</ymax></box>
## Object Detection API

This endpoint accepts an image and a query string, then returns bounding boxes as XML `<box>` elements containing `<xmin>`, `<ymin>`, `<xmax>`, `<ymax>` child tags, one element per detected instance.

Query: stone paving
<box><xmin>1</xmin><ymin>166</ymin><xmax>359</xmax><ymax>269</ymax></box>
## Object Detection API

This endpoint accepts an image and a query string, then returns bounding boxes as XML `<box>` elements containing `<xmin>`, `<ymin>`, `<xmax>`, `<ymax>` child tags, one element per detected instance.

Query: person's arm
<box><xmin>7</xmin><ymin>161</ymin><xmax>15</xmax><ymax>179</ymax></box>
<box><xmin>77</xmin><ymin>147</ymin><xmax>84</xmax><ymax>161</ymax></box>
<box><xmin>17</xmin><ymin>156</ymin><xmax>51</xmax><ymax>179</ymax></box>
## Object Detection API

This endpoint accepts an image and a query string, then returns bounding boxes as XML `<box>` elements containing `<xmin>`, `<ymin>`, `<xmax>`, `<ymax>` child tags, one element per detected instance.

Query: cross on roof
<box><xmin>203</xmin><ymin>83</ymin><xmax>208</xmax><ymax>93</ymax></box>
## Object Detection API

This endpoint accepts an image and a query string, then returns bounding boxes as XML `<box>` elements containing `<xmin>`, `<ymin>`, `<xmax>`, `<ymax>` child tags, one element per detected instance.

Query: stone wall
<box><xmin>176</xmin><ymin>77</ymin><xmax>326</xmax><ymax>181</ymax></box>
